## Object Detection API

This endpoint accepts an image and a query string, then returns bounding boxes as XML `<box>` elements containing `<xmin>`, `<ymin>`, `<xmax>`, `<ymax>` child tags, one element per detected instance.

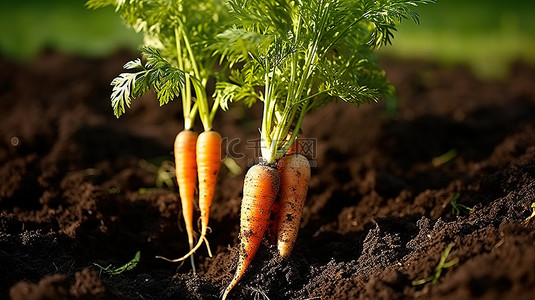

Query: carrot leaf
<box><xmin>93</xmin><ymin>250</ymin><xmax>141</xmax><ymax>276</ymax></box>
<box><xmin>110</xmin><ymin>47</ymin><xmax>185</xmax><ymax>118</ymax></box>
<box><xmin>217</xmin><ymin>0</ymin><xmax>434</xmax><ymax>163</ymax></box>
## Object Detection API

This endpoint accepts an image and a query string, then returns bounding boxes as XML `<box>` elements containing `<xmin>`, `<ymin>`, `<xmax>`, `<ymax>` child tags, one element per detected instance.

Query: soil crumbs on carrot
<box><xmin>1</xmin><ymin>52</ymin><xmax>535</xmax><ymax>299</ymax></box>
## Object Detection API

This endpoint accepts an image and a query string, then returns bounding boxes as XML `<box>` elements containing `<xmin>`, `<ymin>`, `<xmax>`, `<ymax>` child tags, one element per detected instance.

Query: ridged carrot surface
<box><xmin>174</xmin><ymin>130</ymin><xmax>198</xmax><ymax>262</ymax></box>
<box><xmin>196</xmin><ymin>130</ymin><xmax>222</xmax><ymax>249</ymax></box>
<box><xmin>267</xmin><ymin>137</ymin><xmax>297</xmax><ymax>244</ymax></box>
<box><xmin>276</xmin><ymin>154</ymin><xmax>310</xmax><ymax>258</ymax></box>
<box><xmin>222</xmin><ymin>164</ymin><xmax>280</xmax><ymax>300</ymax></box>
<box><xmin>161</xmin><ymin>130</ymin><xmax>222</xmax><ymax>262</ymax></box>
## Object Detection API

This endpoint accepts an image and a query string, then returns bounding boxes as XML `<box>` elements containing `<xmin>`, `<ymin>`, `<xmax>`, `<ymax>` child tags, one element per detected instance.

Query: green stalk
<box><xmin>265</xmin><ymin>1</ymin><xmax>331</xmax><ymax>160</ymax></box>
<box><xmin>176</xmin><ymin>26</ymin><xmax>196</xmax><ymax>130</ymax></box>
<box><xmin>209</xmin><ymin>92</ymin><xmax>221</xmax><ymax>123</ymax></box>
<box><xmin>185</xmin><ymin>103</ymin><xmax>198</xmax><ymax>130</ymax></box>
<box><xmin>191</xmin><ymin>77</ymin><xmax>211</xmax><ymax>131</ymax></box>
<box><xmin>177</xmin><ymin>19</ymin><xmax>212</xmax><ymax>131</ymax></box>
<box><xmin>263</xmin><ymin>36</ymin><xmax>319</xmax><ymax>163</ymax></box>
<box><xmin>179</xmin><ymin>19</ymin><xmax>201</xmax><ymax>79</ymax></box>
<box><xmin>287</xmin><ymin>15</ymin><xmax>301</xmax><ymax>106</ymax></box>
<box><xmin>183</xmin><ymin>74</ymin><xmax>194</xmax><ymax>129</ymax></box>
<box><xmin>260</xmin><ymin>71</ymin><xmax>273</xmax><ymax>161</ymax></box>
<box><xmin>278</xmin><ymin>102</ymin><xmax>308</xmax><ymax>156</ymax></box>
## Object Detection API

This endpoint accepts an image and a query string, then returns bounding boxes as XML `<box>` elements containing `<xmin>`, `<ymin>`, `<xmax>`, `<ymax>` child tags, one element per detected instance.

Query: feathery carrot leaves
<box><xmin>216</xmin><ymin>0</ymin><xmax>433</xmax><ymax>163</ymax></box>
<box><xmin>110</xmin><ymin>47</ymin><xmax>185</xmax><ymax>118</ymax></box>
<box><xmin>88</xmin><ymin>0</ymin><xmax>233</xmax><ymax>129</ymax></box>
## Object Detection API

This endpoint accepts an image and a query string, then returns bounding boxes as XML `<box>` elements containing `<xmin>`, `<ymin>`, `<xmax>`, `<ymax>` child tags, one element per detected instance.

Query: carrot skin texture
<box><xmin>174</xmin><ymin>130</ymin><xmax>198</xmax><ymax>251</ymax></box>
<box><xmin>222</xmin><ymin>164</ymin><xmax>280</xmax><ymax>300</ymax></box>
<box><xmin>276</xmin><ymin>154</ymin><xmax>310</xmax><ymax>258</ymax></box>
<box><xmin>197</xmin><ymin>130</ymin><xmax>222</xmax><ymax>237</ymax></box>
<box><xmin>267</xmin><ymin>137</ymin><xmax>297</xmax><ymax>244</ymax></box>
<box><xmin>267</xmin><ymin>199</ymin><xmax>280</xmax><ymax>244</ymax></box>
<box><xmin>157</xmin><ymin>131</ymin><xmax>221</xmax><ymax>263</ymax></box>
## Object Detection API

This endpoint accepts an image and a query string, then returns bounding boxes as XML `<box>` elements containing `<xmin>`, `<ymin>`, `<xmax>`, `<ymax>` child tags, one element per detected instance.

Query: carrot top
<box><xmin>87</xmin><ymin>0</ymin><xmax>232</xmax><ymax>130</ymax></box>
<box><xmin>214</xmin><ymin>0</ymin><xmax>434</xmax><ymax>163</ymax></box>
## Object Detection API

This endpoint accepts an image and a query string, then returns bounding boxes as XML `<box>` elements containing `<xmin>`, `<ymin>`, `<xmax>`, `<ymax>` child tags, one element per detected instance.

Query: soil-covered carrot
<box><xmin>276</xmin><ymin>153</ymin><xmax>310</xmax><ymax>258</ymax></box>
<box><xmin>216</xmin><ymin>0</ymin><xmax>432</xmax><ymax>292</ymax></box>
<box><xmin>174</xmin><ymin>130</ymin><xmax>198</xmax><ymax>268</ymax></box>
<box><xmin>222</xmin><ymin>164</ymin><xmax>280</xmax><ymax>300</ymax></box>
<box><xmin>267</xmin><ymin>135</ymin><xmax>297</xmax><ymax>243</ymax></box>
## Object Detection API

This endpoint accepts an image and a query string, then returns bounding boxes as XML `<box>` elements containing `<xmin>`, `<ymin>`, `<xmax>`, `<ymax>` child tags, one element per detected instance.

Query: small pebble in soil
<box><xmin>135</xmin><ymin>273</ymin><xmax>152</xmax><ymax>284</ymax></box>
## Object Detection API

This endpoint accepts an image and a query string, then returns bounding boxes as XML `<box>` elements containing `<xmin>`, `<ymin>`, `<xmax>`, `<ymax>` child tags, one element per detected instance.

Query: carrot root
<box><xmin>197</xmin><ymin>130</ymin><xmax>222</xmax><ymax>237</ymax></box>
<box><xmin>267</xmin><ymin>198</ymin><xmax>280</xmax><ymax>244</ymax></box>
<box><xmin>276</xmin><ymin>154</ymin><xmax>310</xmax><ymax>258</ymax></box>
<box><xmin>159</xmin><ymin>130</ymin><xmax>221</xmax><ymax>263</ymax></box>
<box><xmin>155</xmin><ymin>234</ymin><xmax>212</xmax><ymax>262</ymax></box>
<box><xmin>268</xmin><ymin>136</ymin><xmax>298</xmax><ymax>244</ymax></box>
<box><xmin>222</xmin><ymin>164</ymin><xmax>280</xmax><ymax>300</ymax></box>
<box><xmin>172</xmin><ymin>130</ymin><xmax>198</xmax><ymax>271</ymax></box>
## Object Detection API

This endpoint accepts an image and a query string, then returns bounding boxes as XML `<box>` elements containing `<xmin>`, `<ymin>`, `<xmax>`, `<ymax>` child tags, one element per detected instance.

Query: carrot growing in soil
<box><xmin>174</xmin><ymin>130</ymin><xmax>198</xmax><ymax>266</ymax></box>
<box><xmin>222</xmin><ymin>164</ymin><xmax>280</xmax><ymax>300</ymax></box>
<box><xmin>267</xmin><ymin>136</ymin><xmax>299</xmax><ymax>244</ymax></box>
<box><xmin>185</xmin><ymin>129</ymin><xmax>222</xmax><ymax>258</ymax></box>
<box><xmin>216</xmin><ymin>0</ymin><xmax>433</xmax><ymax>297</ymax></box>
<box><xmin>276</xmin><ymin>154</ymin><xmax>311</xmax><ymax>258</ymax></box>
<box><xmin>87</xmin><ymin>0</ymin><xmax>231</xmax><ymax>271</ymax></box>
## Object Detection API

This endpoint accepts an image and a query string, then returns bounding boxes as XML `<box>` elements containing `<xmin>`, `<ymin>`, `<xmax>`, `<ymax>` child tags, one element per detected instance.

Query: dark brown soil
<box><xmin>1</xmin><ymin>51</ymin><xmax>535</xmax><ymax>300</ymax></box>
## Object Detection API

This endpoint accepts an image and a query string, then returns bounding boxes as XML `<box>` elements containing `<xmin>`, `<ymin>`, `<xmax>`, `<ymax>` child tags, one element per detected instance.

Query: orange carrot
<box><xmin>267</xmin><ymin>136</ymin><xmax>297</xmax><ymax>244</ymax></box>
<box><xmin>222</xmin><ymin>164</ymin><xmax>280</xmax><ymax>300</ymax></box>
<box><xmin>173</xmin><ymin>130</ymin><xmax>198</xmax><ymax>270</ymax></box>
<box><xmin>276</xmin><ymin>153</ymin><xmax>310</xmax><ymax>258</ymax></box>
<box><xmin>195</xmin><ymin>130</ymin><xmax>222</xmax><ymax>255</ymax></box>
<box><xmin>159</xmin><ymin>130</ymin><xmax>222</xmax><ymax>262</ymax></box>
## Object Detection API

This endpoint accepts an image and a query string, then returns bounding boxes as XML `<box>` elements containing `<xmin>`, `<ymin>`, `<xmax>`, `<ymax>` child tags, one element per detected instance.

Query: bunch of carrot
<box><xmin>89</xmin><ymin>0</ymin><xmax>432</xmax><ymax>298</ymax></box>
<box><xmin>88</xmin><ymin>0</ymin><xmax>231</xmax><ymax>272</ymax></box>
<box><xmin>214</xmin><ymin>0</ymin><xmax>433</xmax><ymax>298</ymax></box>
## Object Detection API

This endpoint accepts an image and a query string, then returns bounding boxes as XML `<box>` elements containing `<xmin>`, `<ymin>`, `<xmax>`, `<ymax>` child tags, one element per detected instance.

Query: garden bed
<box><xmin>1</xmin><ymin>51</ymin><xmax>534</xmax><ymax>299</ymax></box>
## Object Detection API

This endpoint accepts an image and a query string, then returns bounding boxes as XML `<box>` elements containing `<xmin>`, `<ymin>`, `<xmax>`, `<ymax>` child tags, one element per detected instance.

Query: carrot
<box><xmin>173</xmin><ymin>130</ymin><xmax>198</xmax><ymax>270</ymax></box>
<box><xmin>267</xmin><ymin>136</ymin><xmax>297</xmax><ymax>244</ymax></box>
<box><xmin>159</xmin><ymin>130</ymin><xmax>222</xmax><ymax>262</ymax></box>
<box><xmin>276</xmin><ymin>153</ymin><xmax>310</xmax><ymax>258</ymax></box>
<box><xmin>194</xmin><ymin>130</ymin><xmax>222</xmax><ymax>255</ymax></box>
<box><xmin>222</xmin><ymin>164</ymin><xmax>280</xmax><ymax>300</ymax></box>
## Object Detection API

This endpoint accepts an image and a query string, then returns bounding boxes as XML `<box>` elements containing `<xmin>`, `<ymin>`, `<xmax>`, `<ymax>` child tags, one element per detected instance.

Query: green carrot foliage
<box><xmin>87</xmin><ymin>0</ymin><xmax>232</xmax><ymax>129</ymax></box>
<box><xmin>214</xmin><ymin>0</ymin><xmax>434</xmax><ymax>163</ymax></box>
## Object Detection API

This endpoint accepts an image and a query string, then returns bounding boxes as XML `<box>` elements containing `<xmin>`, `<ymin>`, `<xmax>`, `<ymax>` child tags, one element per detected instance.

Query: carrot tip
<box><xmin>221</xmin><ymin>289</ymin><xmax>230</xmax><ymax>300</ymax></box>
<box><xmin>158</xmin><ymin>234</ymin><xmax>212</xmax><ymax>263</ymax></box>
<box><xmin>154</xmin><ymin>255</ymin><xmax>186</xmax><ymax>263</ymax></box>
<box><xmin>203</xmin><ymin>236</ymin><xmax>213</xmax><ymax>257</ymax></box>
<box><xmin>155</xmin><ymin>255</ymin><xmax>197</xmax><ymax>274</ymax></box>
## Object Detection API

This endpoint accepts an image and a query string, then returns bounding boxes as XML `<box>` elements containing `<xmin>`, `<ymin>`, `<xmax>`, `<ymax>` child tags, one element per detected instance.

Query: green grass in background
<box><xmin>379</xmin><ymin>0</ymin><xmax>535</xmax><ymax>78</ymax></box>
<box><xmin>0</xmin><ymin>0</ymin><xmax>140</xmax><ymax>61</ymax></box>
<box><xmin>0</xmin><ymin>0</ymin><xmax>534</xmax><ymax>79</ymax></box>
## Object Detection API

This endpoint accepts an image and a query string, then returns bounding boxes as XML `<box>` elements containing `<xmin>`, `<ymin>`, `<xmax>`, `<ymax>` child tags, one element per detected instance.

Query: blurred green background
<box><xmin>0</xmin><ymin>0</ymin><xmax>141</xmax><ymax>60</ymax></box>
<box><xmin>1</xmin><ymin>0</ymin><xmax>534</xmax><ymax>78</ymax></box>
<box><xmin>379</xmin><ymin>0</ymin><xmax>535</xmax><ymax>78</ymax></box>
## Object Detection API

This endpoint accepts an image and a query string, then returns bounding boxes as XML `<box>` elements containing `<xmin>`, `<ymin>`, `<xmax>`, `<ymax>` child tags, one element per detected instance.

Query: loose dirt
<box><xmin>1</xmin><ymin>51</ymin><xmax>534</xmax><ymax>299</ymax></box>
